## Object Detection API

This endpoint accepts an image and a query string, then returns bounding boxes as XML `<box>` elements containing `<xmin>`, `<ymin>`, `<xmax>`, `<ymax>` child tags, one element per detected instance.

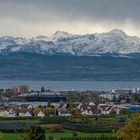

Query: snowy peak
<box><xmin>109</xmin><ymin>29</ymin><xmax>126</xmax><ymax>35</ymax></box>
<box><xmin>51</xmin><ymin>31</ymin><xmax>74</xmax><ymax>41</ymax></box>
<box><xmin>53</xmin><ymin>31</ymin><xmax>70</xmax><ymax>36</ymax></box>
<box><xmin>0</xmin><ymin>29</ymin><xmax>140</xmax><ymax>56</ymax></box>
<box><xmin>35</xmin><ymin>35</ymin><xmax>48</xmax><ymax>40</ymax></box>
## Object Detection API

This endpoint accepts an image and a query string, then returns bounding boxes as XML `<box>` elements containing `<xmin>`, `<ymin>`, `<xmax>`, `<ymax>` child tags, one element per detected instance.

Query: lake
<box><xmin>0</xmin><ymin>81</ymin><xmax>140</xmax><ymax>91</ymax></box>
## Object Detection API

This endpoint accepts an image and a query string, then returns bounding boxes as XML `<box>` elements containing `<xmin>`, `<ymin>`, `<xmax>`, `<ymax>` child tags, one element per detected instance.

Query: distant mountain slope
<box><xmin>0</xmin><ymin>29</ymin><xmax>140</xmax><ymax>56</ymax></box>
<box><xmin>0</xmin><ymin>53</ymin><xmax>140</xmax><ymax>80</ymax></box>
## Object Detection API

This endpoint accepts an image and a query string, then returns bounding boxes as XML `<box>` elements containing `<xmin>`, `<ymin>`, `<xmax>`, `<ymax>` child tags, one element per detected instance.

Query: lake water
<box><xmin>0</xmin><ymin>81</ymin><xmax>140</xmax><ymax>91</ymax></box>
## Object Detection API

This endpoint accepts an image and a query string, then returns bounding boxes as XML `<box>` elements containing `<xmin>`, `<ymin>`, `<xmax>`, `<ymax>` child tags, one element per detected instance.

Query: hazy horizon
<box><xmin>0</xmin><ymin>28</ymin><xmax>137</xmax><ymax>39</ymax></box>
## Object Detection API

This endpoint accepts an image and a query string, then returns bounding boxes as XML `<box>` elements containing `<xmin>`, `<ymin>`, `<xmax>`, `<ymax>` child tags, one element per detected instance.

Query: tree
<box><xmin>72</xmin><ymin>132</ymin><xmax>78</xmax><ymax>137</ymax></box>
<box><xmin>22</xmin><ymin>125</ymin><xmax>45</xmax><ymax>140</ymax></box>
<box><xmin>45</xmin><ymin>107</ymin><xmax>55</xmax><ymax>116</ymax></box>
<box><xmin>71</xmin><ymin>107</ymin><xmax>81</xmax><ymax>115</ymax></box>
<box><xmin>116</xmin><ymin>112</ymin><xmax>140</xmax><ymax>140</ymax></box>
<box><xmin>20</xmin><ymin>85</ymin><xmax>29</xmax><ymax>93</ymax></box>
<box><xmin>33</xmin><ymin>107</ymin><xmax>41</xmax><ymax>116</ymax></box>
<box><xmin>119</xmin><ymin>108</ymin><xmax>133</xmax><ymax>114</ymax></box>
<box><xmin>59</xmin><ymin>100</ymin><xmax>65</xmax><ymax>107</ymax></box>
<box><xmin>110</xmin><ymin>108</ymin><xmax>117</xmax><ymax>114</ymax></box>
<box><xmin>0</xmin><ymin>132</ymin><xmax>3</xmax><ymax>140</ymax></box>
<box><xmin>41</xmin><ymin>87</ymin><xmax>45</xmax><ymax>93</ymax></box>
<box><xmin>49</xmin><ymin>124</ymin><xmax>63</xmax><ymax>133</ymax></box>
<box><xmin>112</xmin><ymin>95</ymin><xmax>117</xmax><ymax>102</ymax></box>
<box><xmin>47</xmin><ymin>100</ymin><xmax>52</xmax><ymax>107</ymax></box>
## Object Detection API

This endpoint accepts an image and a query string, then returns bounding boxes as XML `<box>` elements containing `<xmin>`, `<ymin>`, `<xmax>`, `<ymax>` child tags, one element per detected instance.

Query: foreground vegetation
<box><xmin>116</xmin><ymin>112</ymin><xmax>140</xmax><ymax>140</ymax></box>
<box><xmin>2</xmin><ymin>130</ymin><xmax>112</xmax><ymax>140</ymax></box>
<box><xmin>0</xmin><ymin>112</ymin><xmax>140</xmax><ymax>140</ymax></box>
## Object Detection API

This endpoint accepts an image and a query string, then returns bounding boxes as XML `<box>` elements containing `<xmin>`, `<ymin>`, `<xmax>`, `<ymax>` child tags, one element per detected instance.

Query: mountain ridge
<box><xmin>0</xmin><ymin>52</ymin><xmax>140</xmax><ymax>81</ymax></box>
<box><xmin>1</xmin><ymin>29</ymin><xmax>140</xmax><ymax>56</ymax></box>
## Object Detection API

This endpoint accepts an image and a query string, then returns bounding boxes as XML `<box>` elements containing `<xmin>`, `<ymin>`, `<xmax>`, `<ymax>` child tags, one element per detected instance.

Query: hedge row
<box><xmin>41</xmin><ymin>116</ymin><xmax>68</xmax><ymax>124</ymax></box>
<box><xmin>0</xmin><ymin>116</ymin><xmax>40</xmax><ymax>120</ymax></box>
<box><xmin>61</xmin><ymin>136</ymin><xmax>122</xmax><ymax>140</ymax></box>
<box><xmin>63</xmin><ymin>122</ymin><xmax>125</xmax><ymax>132</ymax></box>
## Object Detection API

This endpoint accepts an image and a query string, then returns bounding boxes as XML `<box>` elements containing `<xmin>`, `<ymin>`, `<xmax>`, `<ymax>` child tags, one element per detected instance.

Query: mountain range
<box><xmin>1</xmin><ymin>29</ymin><xmax>140</xmax><ymax>81</ymax></box>
<box><xmin>1</xmin><ymin>29</ymin><xmax>140</xmax><ymax>57</ymax></box>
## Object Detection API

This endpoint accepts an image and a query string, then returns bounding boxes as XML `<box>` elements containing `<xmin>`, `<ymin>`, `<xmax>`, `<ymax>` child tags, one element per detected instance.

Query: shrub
<box><xmin>48</xmin><ymin>136</ymin><xmax>54</xmax><ymax>140</ymax></box>
<box><xmin>0</xmin><ymin>132</ymin><xmax>3</xmax><ymax>140</ymax></box>
<box><xmin>22</xmin><ymin>125</ymin><xmax>45</xmax><ymax>140</ymax></box>
<box><xmin>116</xmin><ymin>115</ymin><xmax>128</xmax><ymax>122</ymax></box>
<box><xmin>49</xmin><ymin>124</ymin><xmax>63</xmax><ymax>133</ymax></box>
<box><xmin>72</xmin><ymin>132</ymin><xmax>78</xmax><ymax>137</ymax></box>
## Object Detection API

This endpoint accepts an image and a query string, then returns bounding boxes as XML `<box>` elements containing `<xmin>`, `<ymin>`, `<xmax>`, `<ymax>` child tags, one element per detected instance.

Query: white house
<box><xmin>0</xmin><ymin>110</ymin><xmax>6</xmax><ymax>117</ymax></box>
<box><xmin>18</xmin><ymin>109</ymin><xmax>32</xmax><ymax>117</ymax></box>
<box><xmin>5</xmin><ymin>109</ymin><xmax>16</xmax><ymax>117</ymax></box>
<box><xmin>88</xmin><ymin>102</ymin><xmax>95</xmax><ymax>106</ymax></box>
<box><xmin>81</xmin><ymin>110</ymin><xmax>93</xmax><ymax>115</ymax></box>
<box><xmin>19</xmin><ymin>112</ymin><xmax>25</xmax><ymax>117</ymax></box>
<box><xmin>98</xmin><ymin>104</ymin><xmax>113</xmax><ymax>114</ymax></box>
<box><xmin>58</xmin><ymin>108</ymin><xmax>71</xmax><ymax>116</ymax></box>
<box><xmin>27</xmin><ymin>105</ymin><xmax>33</xmax><ymax>109</ymax></box>
<box><xmin>24</xmin><ymin>111</ymin><xmax>32</xmax><ymax>117</ymax></box>
<box><xmin>77</xmin><ymin>103</ymin><xmax>82</xmax><ymax>109</ymax></box>
<box><xmin>37</xmin><ymin>111</ymin><xmax>45</xmax><ymax>117</ymax></box>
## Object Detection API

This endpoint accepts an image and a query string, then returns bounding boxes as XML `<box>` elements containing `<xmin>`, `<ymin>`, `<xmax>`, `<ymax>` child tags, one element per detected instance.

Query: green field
<box><xmin>2</xmin><ymin>130</ymin><xmax>112</xmax><ymax>140</ymax></box>
<box><xmin>1</xmin><ymin>122</ymin><xmax>112</xmax><ymax>140</ymax></box>
<box><xmin>0</xmin><ymin>116</ymin><xmax>119</xmax><ymax>140</ymax></box>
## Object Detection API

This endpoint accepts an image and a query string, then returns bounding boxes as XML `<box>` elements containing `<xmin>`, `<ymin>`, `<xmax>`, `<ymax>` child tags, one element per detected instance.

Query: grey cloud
<box><xmin>0</xmin><ymin>0</ymin><xmax>140</xmax><ymax>37</ymax></box>
<box><xmin>0</xmin><ymin>0</ymin><xmax>140</xmax><ymax>23</ymax></box>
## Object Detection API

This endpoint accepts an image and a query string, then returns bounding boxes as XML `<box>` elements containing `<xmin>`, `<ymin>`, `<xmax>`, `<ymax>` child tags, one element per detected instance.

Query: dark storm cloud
<box><xmin>0</xmin><ymin>0</ymin><xmax>140</xmax><ymax>23</ymax></box>
<box><xmin>0</xmin><ymin>0</ymin><xmax>140</xmax><ymax>37</ymax></box>
<box><xmin>44</xmin><ymin>0</ymin><xmax>140</xmax><ymax>23</ymax></box>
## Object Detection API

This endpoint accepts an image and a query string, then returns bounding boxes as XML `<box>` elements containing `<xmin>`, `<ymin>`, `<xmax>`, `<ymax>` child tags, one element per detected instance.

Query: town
<box><xmin>0</xmin><ymin>85</ymin><xmax>140</xmax><ymax>117</ymax></box>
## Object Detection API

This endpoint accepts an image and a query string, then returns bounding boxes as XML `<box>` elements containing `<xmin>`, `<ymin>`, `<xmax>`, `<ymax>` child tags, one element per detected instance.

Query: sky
<box><xmin>0</xmin><ymin>0</ymin><xmax>140</xmax><ymax>38</ymax></box>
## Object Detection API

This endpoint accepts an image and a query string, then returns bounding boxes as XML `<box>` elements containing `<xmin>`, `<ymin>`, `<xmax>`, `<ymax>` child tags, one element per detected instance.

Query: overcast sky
<box><xmin>0</xmin><ymin>0</ymin><xmax>140</xmax><ymax>37</ymax></box>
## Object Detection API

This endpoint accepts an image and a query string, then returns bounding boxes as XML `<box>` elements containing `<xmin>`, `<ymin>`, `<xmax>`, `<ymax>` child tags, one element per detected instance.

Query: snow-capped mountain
<box><xmin>1</xmin><ymin>29</ymin><xmax>140</xmax><ymax>56</ymax></box>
